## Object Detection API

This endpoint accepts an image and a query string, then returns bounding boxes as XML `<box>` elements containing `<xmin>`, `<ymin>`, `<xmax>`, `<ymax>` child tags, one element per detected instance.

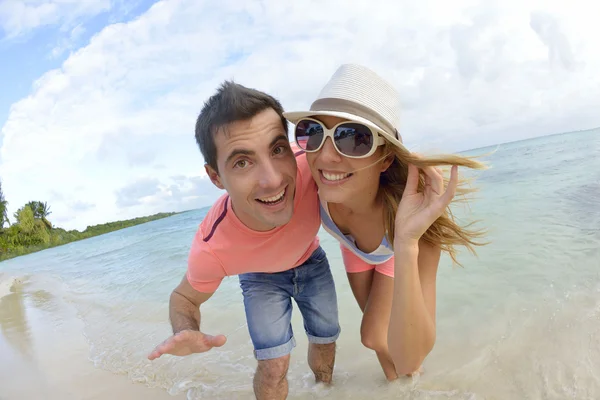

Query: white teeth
<box><xmin>258</xmin><ymin>189</ymin><xmax>285</xmax><ymax>203</ymax></box>
<box><xmin>322</xmin><ymin>171</ymin><xmax>351</xmax><ymax>181</ymax></box>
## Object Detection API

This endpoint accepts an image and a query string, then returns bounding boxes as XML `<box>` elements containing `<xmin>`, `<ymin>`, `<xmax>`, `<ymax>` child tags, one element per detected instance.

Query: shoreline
<box><xmin>0</xmin><ymin>277</ymin><xmax>187</xmax><ymax>400</ymax></box>
<box><xmin>0</xmin><ymin>211</ymin><xmax>182</xmax><ymax>263</ymax></box>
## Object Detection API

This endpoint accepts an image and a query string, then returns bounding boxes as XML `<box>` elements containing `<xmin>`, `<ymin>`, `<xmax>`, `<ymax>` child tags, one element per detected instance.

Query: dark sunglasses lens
<box><xmin>334</xmin><ymin>123</ymin><xmax>374</xmax><ymax>157</ymax></box>
<box><xmin>295</xmin><ymin>120</ymin><xmax>324</xmax><ymax>151</ymax></box>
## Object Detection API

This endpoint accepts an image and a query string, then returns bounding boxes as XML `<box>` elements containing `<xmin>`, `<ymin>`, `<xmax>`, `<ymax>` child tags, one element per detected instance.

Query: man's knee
<box><xmin>256</xmin><ymin>354</ymin><xmax>290</xmax><ymax>387</ymax></box>
<box><xmin>309</xmin><ymin>341</ymin><xmax>336</xmax><ymax>362</ymax></box>
<box><xmin>310</xmin><ymin>342</ymin><xmax>336</xmax><ymax>355</ymax></box>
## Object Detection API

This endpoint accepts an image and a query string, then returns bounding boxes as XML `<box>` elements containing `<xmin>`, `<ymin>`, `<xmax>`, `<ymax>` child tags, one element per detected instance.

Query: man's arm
<box><xmin>148</xmin><ymin>274</ymin><xmax>226</xmax><ymax>360</ymax></box>
<box><xmin>169</xmin><ymin>273</ymin><xmax>214</xmax><ymax>333</ymax></box>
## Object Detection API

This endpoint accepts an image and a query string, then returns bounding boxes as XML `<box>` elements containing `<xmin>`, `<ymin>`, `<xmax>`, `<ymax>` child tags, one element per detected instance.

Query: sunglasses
<box><xmin>294</xmin><ymin>117</ymin><xmax>393</xmax><ymax>158</ymax></box>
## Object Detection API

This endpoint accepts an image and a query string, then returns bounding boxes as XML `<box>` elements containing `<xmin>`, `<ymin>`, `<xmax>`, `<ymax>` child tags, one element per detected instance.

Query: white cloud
<box><xmin>0</xmin><ymin>0</ymin><xmax>110</xmax><ymax>39</ymax></box>
<box><xmin>1</xmin><ymin>0</ymin><xmax>600</xmax><ymax>230</ymax></box>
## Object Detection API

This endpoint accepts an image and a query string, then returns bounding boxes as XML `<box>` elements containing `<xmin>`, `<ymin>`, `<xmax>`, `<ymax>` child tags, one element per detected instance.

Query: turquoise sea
<box><xmin>1</xmin><ymin>129</ymin><xmax>599</xmax><ymax>399</ymax></box>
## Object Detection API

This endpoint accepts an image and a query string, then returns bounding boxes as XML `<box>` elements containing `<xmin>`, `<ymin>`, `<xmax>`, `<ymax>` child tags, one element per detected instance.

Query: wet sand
<box><xmin>0</xmin><ymin>279</ymin><xmax>185</xmax><ymax>400</ymax></box>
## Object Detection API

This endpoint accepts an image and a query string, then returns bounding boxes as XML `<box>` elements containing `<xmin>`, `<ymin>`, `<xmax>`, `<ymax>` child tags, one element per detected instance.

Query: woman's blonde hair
<box><xmin>378</xmin><ymin>140</ymin><xmax>489</xmax><ymax>266</ymax></box>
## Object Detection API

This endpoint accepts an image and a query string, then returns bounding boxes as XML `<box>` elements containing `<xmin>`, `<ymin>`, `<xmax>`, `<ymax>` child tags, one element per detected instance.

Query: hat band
<box><xmin>309</xmin><ymin>98</ymin><xmax>401</xmax><ymax>141</ymax></box>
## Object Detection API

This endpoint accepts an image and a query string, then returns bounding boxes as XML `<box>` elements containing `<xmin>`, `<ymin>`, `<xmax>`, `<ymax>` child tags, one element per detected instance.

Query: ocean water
<box><xmin>1</xmin><ymin>129</ymin><xmax>599</xmax><ymax>399</ymax></box>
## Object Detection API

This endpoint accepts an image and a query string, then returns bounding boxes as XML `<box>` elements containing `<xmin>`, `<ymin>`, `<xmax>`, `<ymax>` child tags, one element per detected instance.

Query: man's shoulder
<box><xmin>290</xmin><ymin>140</ymin><xmax>304</xmax><ymax>156</ymax></box>
<box><xmin>198</xmin><ymin>193</ymin><xmax>230</xmax><ymax>239</ymax></box>
<box><xmin>189</xmin><ymin>195</ymin><xmax>229</xmax><ymax>267</ymax></box>
<box><xmin>290</xmin><ymin>142</ymin><xmax>316</xmax><ymax>195</ymax></box>
<box><xmin>291</xmin><ymin>141</ymin><xmax>306</xmax><ymax>164</ymax></box>
<box><xmin>188</xmin><ymin>212</ymin><xmax>226</xmax><ymax>290</ymax></box>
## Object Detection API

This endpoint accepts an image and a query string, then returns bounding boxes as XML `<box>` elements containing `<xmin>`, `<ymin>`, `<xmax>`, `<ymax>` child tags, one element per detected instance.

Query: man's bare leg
<box><xmin>308</xmin><ymin>342</ymin><xmax>336</xmax><ymax>384</ymax></box>
<box><xmin>254</xmin><ymin>354</ymin><xmax>290</xmax><ymax>400</ymax></box>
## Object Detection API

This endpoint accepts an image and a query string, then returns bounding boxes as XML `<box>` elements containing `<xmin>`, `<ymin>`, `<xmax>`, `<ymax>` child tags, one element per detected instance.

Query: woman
<box><xmin>284</xmin><ymin>64</ymin><xmax>487</xmax><ymax>380</ymax></box>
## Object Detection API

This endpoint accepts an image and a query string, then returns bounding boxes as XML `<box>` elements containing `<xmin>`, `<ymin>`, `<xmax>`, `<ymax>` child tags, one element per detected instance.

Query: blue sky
<box><xmin>0</xmin><ymin>0</ymin><xmax>157</xmax><ymax>150</ymax></box>
<box><xmin>1</xmin><ymin>0</ymin><xmax>599</xmax><ymax>231</ymax></box>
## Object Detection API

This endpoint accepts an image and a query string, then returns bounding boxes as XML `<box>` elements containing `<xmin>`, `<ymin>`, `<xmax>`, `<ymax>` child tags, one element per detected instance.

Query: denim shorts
<box><xmin>238</xmin><ymin>246</ymin><xmax>341</xmax><ymax>361</ymax></box>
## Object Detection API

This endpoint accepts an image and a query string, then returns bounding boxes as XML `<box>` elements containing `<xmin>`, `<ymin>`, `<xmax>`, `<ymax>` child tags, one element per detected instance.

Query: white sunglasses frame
<box><xmin>293</xmin><ymin>117</ymin><xmax>394</xmax><ymax>159</ymax></box>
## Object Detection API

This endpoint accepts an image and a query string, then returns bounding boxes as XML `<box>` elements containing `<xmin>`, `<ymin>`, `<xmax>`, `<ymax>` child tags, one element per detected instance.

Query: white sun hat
<box><xmin>283</xmin><ymin>63</ymin><xmax>406</xmax><ymax>150</ymax></box>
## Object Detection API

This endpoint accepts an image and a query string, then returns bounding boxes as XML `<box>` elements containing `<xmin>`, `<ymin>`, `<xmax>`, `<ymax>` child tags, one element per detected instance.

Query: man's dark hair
<box><xmin>195</xmin><ymin>81</ymin><xmax>288</xmax><ymax>172</ymax></box>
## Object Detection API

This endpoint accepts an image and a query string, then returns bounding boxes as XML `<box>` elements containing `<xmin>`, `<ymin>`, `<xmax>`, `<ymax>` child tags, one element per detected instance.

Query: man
<box><xmin>148</xmin><ymin>81</ymin><xmax>340</xmax><ymax>400</ymax></box>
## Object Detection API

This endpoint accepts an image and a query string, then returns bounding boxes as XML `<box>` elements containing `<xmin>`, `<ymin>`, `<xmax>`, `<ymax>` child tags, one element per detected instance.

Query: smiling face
<box><xmin>305</xmin><ymin>115</ymin><xmax>392</xmax><ymax>206</ymax></box>
<box><xmin>205</xmin><ymin>108</ymin><xmax>297</xmax><ymax>231</ymax></box>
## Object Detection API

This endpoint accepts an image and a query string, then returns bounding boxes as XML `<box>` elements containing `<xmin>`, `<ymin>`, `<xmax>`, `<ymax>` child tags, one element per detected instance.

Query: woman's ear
<box><xmin>380</xmin><ymin>153</ymin><xmax>395</xmax><ymax>172</ymax></box>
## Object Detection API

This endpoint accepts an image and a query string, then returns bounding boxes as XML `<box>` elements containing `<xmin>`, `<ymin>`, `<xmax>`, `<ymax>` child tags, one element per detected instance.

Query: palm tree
<box><xmin>0</xmin><ymin>180</ymin><xmax>9</xmax><ymax>228</ymax></box>
<box><xmin>24</xmin><ymin>201</ymin><xmax>52</xmax><ymax>229</ymax></box>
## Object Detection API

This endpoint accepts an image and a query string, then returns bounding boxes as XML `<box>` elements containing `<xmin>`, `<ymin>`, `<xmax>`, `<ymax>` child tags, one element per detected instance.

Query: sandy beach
<box><xmin>0</xmin><ymin>278</ymin><xmax>185</xmax><ymax>400</ymax></box>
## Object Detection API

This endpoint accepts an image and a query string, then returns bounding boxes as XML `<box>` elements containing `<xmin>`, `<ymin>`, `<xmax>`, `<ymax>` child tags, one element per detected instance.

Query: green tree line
<box><xmin>0</xmin><ymin>179</ymin><xmax>177</xmax><ymax>261</ymax></box>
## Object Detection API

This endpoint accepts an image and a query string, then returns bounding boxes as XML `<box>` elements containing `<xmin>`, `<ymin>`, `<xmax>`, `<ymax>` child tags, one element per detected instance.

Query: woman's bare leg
<box><xmin>347</xmin><ymin>271</ymin><xmax>398</xmax><ymax>381</ymax></box>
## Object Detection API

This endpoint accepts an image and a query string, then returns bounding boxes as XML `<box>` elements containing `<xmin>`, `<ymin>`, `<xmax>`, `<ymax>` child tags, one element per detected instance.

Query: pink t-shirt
<box><xmin>186</xmin><ymin>148</ymin><xmax>321</xmax><ymax>293</ymax></box>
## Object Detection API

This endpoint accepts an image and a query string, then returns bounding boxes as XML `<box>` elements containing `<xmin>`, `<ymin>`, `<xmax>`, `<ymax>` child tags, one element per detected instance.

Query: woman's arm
<box><xmin>387</xmin><ymin>164</ymin><xmax>458</xmax><ymax>375</ymax></box>
<box><xmin>387</xmin><ymin>238</ymin><xmax>441</xmax><ymax>375</ymax></box>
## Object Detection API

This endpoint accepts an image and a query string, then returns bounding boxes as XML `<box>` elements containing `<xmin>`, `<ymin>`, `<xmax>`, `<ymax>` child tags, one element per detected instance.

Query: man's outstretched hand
<box><xmin>147</xmin><ymin>329</ymin><xmax>227</xmax><ymax>360</ymax></box>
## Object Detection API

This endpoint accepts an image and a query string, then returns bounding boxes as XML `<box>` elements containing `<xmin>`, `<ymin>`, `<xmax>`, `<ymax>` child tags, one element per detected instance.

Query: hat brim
<box><xmin>283</xmin><ymin>110</ymin><xmax>406</xmax><ymax>150</ymax></box>
<box><xmin>283</xmin><ymin>110</ymin><xmax>377</xmax><ymax>128</ymax></box>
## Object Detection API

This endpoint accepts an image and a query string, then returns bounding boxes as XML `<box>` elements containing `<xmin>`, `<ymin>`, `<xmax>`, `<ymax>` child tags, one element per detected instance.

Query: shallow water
<box><xmin>1</xmin><ymin>129</ymin><xmax>599</xmax><ymax>399</ymax></box>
